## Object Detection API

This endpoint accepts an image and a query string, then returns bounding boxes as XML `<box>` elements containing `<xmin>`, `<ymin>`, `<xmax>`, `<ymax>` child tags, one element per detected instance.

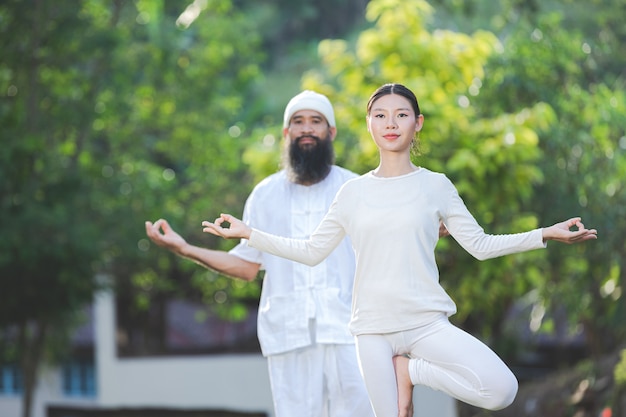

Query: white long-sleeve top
<box><xmin>229</xmin><ymin>166</ymin><xmax>358</xmax><ymax>355</ymax></box>
<box><xmin>249</xmin><ymin>168</ymin><xmax>547</xmax><ymax>336</ymax></box>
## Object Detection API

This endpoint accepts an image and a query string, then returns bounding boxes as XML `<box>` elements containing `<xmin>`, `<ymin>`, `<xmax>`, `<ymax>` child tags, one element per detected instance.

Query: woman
<box><xmin>202</xmin><ymin>83</ymin><xmax>597</xmax><ymax>416</ymax></box>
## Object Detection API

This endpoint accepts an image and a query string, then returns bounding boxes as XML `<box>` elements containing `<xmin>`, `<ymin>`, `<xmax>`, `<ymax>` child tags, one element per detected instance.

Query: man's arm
<box><xmin>145</xmin><ymin>219</ymin><xmax>261</xmax><ymax>282</ymax></box>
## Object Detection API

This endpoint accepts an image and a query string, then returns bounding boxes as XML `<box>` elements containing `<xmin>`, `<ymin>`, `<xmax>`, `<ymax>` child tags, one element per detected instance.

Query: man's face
<box><xmin>285</xmin><ymin>109</ymin><xmax>335</xmax><ymax>149</ymax></box>
<box><xmin>283</xmin><ymin>110</ymin><xmax>336</xmax><ymax>185</ymax></box>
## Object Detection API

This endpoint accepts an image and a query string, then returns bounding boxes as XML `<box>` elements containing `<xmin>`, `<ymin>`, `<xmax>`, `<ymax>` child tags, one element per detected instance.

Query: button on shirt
<box><xmin>229</xmin><ymin>166</ymin><xmax>358</xmax><ymax>356</ymax></box>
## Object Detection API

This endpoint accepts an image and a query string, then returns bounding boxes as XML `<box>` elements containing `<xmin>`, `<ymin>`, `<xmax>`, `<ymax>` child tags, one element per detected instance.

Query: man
<box><xmin>146</xmin><ymin>90</ymin><xmax>375</xmax><ymax>417</ymax></box>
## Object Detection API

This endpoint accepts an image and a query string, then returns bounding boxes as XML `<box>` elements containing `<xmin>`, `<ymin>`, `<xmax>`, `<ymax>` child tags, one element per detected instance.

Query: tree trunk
<box><xmin>19</xmin><ymin>320</ymin><xmax>48</xmax><ymax>417</ymax></box>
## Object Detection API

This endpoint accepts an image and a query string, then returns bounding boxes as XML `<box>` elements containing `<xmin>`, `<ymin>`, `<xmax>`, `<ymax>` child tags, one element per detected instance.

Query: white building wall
<box><xmin>0</xmin><ymin>396</ymin><xmax>21</xmax><ymax>417</ymax></box>
<box><xmin>94</xmin><ymin>289</ymin><xmax>274</xmax><ymax>415</ymax></box>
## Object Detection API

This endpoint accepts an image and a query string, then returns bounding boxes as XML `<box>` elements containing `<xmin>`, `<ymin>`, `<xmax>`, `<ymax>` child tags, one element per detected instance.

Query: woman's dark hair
<box><xmin>366</xmin><ymin>83</ymin><xmax>421</xmax><ymax>117</ymax></box>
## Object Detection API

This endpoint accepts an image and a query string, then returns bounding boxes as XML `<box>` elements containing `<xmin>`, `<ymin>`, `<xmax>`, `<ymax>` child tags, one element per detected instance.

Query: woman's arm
<box><xmin>202</xmin><ymin>212</ymin><xmax>346</xmax><ymax>266</ymax></box>
<box><xmin>441</xmin><ymin>176</ymin><xmax>597</xmax><ymax>260</ymax></box>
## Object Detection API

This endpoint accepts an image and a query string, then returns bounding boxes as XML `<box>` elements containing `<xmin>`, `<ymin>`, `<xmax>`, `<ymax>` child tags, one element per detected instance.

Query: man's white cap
<box><xmin>283</xmin><ymin>90</ymin><xmax>336</xmax><ymax>128</ymax></box>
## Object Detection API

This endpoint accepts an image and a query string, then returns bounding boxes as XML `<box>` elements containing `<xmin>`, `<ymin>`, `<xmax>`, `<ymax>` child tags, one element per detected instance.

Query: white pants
<box><xmin>268</xmin><ymin>342</ymin><xmax>374</xmax><ymax>417</ymax></box>
<box><xmin>355</xmin><ymin>314</ymin><xmax>518</xmax><ymax>417</ymax></box>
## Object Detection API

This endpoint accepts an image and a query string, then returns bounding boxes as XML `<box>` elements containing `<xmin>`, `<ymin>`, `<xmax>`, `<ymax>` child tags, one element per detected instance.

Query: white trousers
<box><xmin>268</xmin><ymin>342</ymin><xmax>374</xmax><ymax>417</ymax></box>
<box><xmin>355</xmin><ymin>314</ymin><xmax>518</xmax><ymax>417</ymax></box>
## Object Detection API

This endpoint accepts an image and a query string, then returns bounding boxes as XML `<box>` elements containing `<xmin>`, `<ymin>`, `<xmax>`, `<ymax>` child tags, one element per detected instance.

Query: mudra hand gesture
<box><xmin>202</xmin><ymin>214</ymin><xmax>252</xmax><ymax>240</ymax></box>
<box><xmin>541</xmin><ymin>217</ymin><xmax>598</xmax><ymax>244</ymax></box>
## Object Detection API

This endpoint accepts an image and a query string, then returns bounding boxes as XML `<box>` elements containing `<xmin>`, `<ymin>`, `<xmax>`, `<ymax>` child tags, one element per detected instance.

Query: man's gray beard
<box><xmin>283</xmin><ymin>133</ymin><xmax>335</xmax><ymax>185</ymax></box>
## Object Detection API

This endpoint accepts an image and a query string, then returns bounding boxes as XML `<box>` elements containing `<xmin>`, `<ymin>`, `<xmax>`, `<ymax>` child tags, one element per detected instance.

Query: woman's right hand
<box><xmin>202</xmin><ymin>213</ymin><xmax>252</xmax><ymax>240</ymax></box>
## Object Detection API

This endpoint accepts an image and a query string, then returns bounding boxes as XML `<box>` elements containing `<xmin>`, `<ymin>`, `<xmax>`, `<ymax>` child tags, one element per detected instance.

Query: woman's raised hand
<box><xmin>542</xmin><ymin>217</ymin><xmax>598</xmax><ymax>244</ymax></box>
<box><xmin>202</xmin><ymin>213</ymin><xmax>252</xmax><ymax>240</ymax></box>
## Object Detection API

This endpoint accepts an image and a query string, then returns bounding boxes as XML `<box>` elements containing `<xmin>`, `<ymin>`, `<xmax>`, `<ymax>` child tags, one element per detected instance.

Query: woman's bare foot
<box><xmin>393</xmin><ymin>355</ymin><xmax>414</xmax><ymax>417</ymax></box>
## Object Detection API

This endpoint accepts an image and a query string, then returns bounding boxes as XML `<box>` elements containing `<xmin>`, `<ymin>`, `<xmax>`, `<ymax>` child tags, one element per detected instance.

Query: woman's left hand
<box><xmin>542</xmin><ymin>217</ymin><xmax>598</xmax><ymax>244</ymax></box>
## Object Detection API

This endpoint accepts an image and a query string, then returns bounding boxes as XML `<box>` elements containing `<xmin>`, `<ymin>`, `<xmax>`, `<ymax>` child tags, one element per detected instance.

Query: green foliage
<box><xmin>476</xmin><ymin>8</ymin><xmax>626</xmax><ymax>352</ymax></box>
<box><xmin>616</xmin><ymin>349</ymin><xmax>626</xmax><ymax>387</ymax></box>
<box><xmin>0</xmin><ymin>1</ymin><xmax>265</xmax><ymax>411</ymax></box>
<box><xmin>0</xmin><ymin>1</ymin><xmax>108</xmax><ymax>325</ymax></box>
<box><xmin>241</xmin><ymin>0</ymin><xmax>368</xmax><ymax>58</ymax></box>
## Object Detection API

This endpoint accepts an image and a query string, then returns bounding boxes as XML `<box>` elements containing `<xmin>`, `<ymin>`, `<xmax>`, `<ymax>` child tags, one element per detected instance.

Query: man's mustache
<box><xmin>295</xmin><ymin>135</ymin><xmax>321</xmax><ymax>144</ymax></box>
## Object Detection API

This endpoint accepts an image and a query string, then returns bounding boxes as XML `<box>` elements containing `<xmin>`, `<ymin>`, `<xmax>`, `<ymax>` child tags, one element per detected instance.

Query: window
<box><xmin>116</xmin><ymin>296</ymin><xmax>261</xmax><ymax>357</ymax></box>
<box><xmin>0</xmin><ymin>364</ymin><xmax>22</xmax><ymax>395</ymax></box>
<box><xmin>62</xmin><ymin>359</ymin><xmax>96</xmax><ymax>397</ymax></box>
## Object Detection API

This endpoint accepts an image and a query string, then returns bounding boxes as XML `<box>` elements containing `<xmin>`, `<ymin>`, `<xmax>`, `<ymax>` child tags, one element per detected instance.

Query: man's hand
<box><xmin>202</xmin><ymin>213</ymin><xmax>252</xmax><ymax>240</ymax></box>
<box><xmin>145</xmin><ymin>219</ymin><xmax>188</xmax><ymax>254</ymax></box>
<box><xmin>542</xmin><ymin>217</ymin><xmax>598</xmax><ymax>244</ymax></box>
<box><xmin>438</xmin><ymin>221</ymin><xmax>449</xmax><ymax>238</ymax></box>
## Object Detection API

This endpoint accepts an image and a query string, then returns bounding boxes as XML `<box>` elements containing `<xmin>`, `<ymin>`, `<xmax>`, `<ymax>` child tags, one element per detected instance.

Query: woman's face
<box><xmin>367</xmin><ymin>94</ymin><xmax>423</xmax><ymax>154</ymax></box>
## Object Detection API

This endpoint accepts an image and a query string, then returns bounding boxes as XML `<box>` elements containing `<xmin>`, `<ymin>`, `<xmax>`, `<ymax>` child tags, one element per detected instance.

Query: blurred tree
<box><xmin>239</xmin><ymin>0</ymin><xmax>369</xmax><ymax>58</ymax></box>
<box><xmin>478</xmin><ymin>10</ymin><xmax>626</xmax><ymax>357</ymax></box>
<box><xmin>0</xmin><ymin>0</ymin><xmax>264</xmax><ymax>415</ymax></box>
